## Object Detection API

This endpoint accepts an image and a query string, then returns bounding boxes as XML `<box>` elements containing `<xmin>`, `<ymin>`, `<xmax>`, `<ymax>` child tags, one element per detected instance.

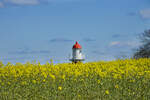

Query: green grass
<box><xmin>0</xmin><ymin>75</ymin><xmax>150</xmax><ymax>100</ymax></box>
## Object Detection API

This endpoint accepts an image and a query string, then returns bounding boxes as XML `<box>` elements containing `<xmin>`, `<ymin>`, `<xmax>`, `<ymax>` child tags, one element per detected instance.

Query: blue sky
<box><xmin>0</xmin><ymin>0</ymin><xmax>150</xmax><ymax>64</ymax></box>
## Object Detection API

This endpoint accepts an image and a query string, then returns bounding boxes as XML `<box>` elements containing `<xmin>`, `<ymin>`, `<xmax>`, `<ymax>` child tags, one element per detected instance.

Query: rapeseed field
<box><xmin>0</xmin><ymin>58</ymin><xmax>150</xmax><ymax>100</ymax></box>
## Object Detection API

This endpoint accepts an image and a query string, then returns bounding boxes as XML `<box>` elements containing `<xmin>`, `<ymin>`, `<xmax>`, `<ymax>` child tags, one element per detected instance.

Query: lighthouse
<box><xmin>70</xmin><ymin>41</ymin><xmax>85</xmax><ymax>63</ymax></box>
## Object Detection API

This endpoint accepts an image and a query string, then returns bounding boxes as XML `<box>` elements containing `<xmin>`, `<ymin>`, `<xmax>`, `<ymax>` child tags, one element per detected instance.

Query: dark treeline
<box><xmin>133</xmin><ymin>29</ymin><xmax>150</xmax><ymax>59</ymax></box>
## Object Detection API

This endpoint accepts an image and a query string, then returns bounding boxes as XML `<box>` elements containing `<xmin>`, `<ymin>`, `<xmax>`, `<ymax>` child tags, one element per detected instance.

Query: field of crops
<box><xmin>0</xmin><ymin>58</ymin><xmax>150</xmax><ymax>100</ymax></box>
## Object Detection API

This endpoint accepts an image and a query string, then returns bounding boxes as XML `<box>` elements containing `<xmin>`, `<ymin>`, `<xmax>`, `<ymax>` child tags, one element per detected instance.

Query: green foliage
<box><xmin>134</xmin><ymin>29</ymin><xmax>150</xmax><ymax>59</ymax></box>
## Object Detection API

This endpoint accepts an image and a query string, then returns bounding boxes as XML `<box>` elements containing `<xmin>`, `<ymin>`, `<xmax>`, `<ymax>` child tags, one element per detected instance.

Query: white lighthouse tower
<box><xmin>70</xmin><ymin>41</ymin><xmax>85</xmax><ymax>63</ymax></box>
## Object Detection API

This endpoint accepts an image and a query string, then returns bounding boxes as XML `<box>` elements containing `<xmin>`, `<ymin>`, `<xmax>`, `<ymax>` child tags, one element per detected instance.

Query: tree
<box><xmin>133</xmin><ymin>29</ymin><xmax>150</xmax><ymax>59</ymax></box>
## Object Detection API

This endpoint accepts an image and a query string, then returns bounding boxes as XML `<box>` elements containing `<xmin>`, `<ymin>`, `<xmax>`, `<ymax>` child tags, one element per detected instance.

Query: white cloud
<box><xmin>4</xmin><ymin>0</ymin><xmax>39</xmax><ymax>5</ymax></box>
<box><xmin>0</xmin><ymin>0</ymin><xmax>88</xmax><ymax>7</ymax></box>
<box><xmin>109</xmin><ymin>41</ymin><xmax>141</xmax><ymax>48</ymax></box>
<box><xmin>47</xmin><ymin>0</ymin><xmax>81</xmax><ymax>2</ymax></box>
<box><xmin>0</xmin><ymin>2</ymin><xmax>4</xmax><ymax>7</ymax></box>
<box><xmin>126</xmin><ymin>41</ymin><xmax>141</xmax><ymax>47</ymax></box>
<box><xmin>140</xmin><ymin>9</ymin><xmax>150</xmax><ymax>19</ymax></box>
<box><xmin>110</xmin><ymin>41</ymin><xmax>120</xmax><ymax>46</ymax></box>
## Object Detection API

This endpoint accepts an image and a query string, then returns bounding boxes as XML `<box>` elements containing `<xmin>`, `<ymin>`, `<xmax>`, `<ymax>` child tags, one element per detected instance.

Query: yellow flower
<box><xmin>62</xmin><ymin>75</ymin><xmax>65</xmax><ymax>80</ymax></box>
<box><xmin>43</xmin><ymin>73</ymin><xmax>47</xmax><ymax>78</ymax></box>
<box><xmin>97</xmin><ymin>80</ymin><xmax>101</xmax><ymax>84</ymax></box>
<box><xmin>1</xmin><ymin>82</ymin><xmax>4</xmax><ymax>86</ymax></box>
<box><xmin>49</xmin><ymin>74</ymin><xmax>55</xmax><ymax>80</ymax></box>
<box><xmin>32</xmin><ymin>80</ymin><xmax>36</xmax><ymax>84</ymax></box>
<box><xmin>7</xmin><ymin>82</ymin><xmax>11</xmax><ymax>85</ymax></box>
<box><xmin>105</xmin><ymin>90</ymin><xmax>109</xmax><ymax>95</ymax></box>
<box><xmin>43</xmin><ymin>79</ymin><xmax>46</xmax><ymax>82</ymax></box>
<box><xmin>21</xmin><ymin>81</ymin><xmax>27</xmax><ymax>85</ymax></box>
<box><xmin>78</xmin><ymin>94</ymin><xmax>81</xmax><ymax>98</ymax></box>
<box><xmin>115</xmin><ymin>85</ymin><xmax>119</xmax><ymax>89</ymax></box>
<box><xmin>58</xmin><ymin>86</ymin><xmax>62</xmax><ymax>91</ymax></box>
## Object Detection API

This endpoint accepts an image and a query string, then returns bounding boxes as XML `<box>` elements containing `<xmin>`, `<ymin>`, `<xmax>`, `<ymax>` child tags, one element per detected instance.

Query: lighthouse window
<box><xmin>80</xmin><ymin>50</ymin><xmax>81</xmax><ymax>53</ymax></box>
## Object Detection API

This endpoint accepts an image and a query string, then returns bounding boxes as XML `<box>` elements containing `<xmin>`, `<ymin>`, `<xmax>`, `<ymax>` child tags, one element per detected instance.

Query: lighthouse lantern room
<box><xmin>70</xmin><ymin>41</ymin><xmax>85</xmax><ymax>63</ymax></box>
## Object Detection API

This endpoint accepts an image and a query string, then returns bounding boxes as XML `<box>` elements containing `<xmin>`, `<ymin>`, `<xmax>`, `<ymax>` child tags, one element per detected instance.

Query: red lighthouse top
<box><xmin>73</xmin><ymin>41</ymin><xmax>82</xmax><ymax>49</ymax></box>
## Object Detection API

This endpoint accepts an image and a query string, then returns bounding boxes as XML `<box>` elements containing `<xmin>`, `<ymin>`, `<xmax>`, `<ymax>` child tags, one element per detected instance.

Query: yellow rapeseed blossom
<box><xmin>43</xmin><ymin>79</ymin><xmax>46</xmax><ymax>82</ymax></box>
<box><xmin>58</xmin><ymin>86</ymin><xmax>62</xmax><ymax>91</ymax></box>
<box><xmin>62</xmin><ymin>75</ymin><xmax>65</xmax><ymax>80</ymax></box>
<box><xmin>115</xmin><ymin>85</ymin><xmax>119</xmax><ymax>89</ymax></box>
<box><xmin>78</xmin><ymin>94</ymin><xmax>81</xmax><ymax>98</ymax></box>
<box><xmin>0</xmin><ymin>58</ymin><xmax>150</xmax><ymax>95</ymax></box>
<box><xmin>7</xmin><ymin>82</ymin><xmax>11</xmax><ymax>85</ymax></box>
<box><xmin>105</xmin><ymin>90</ymin><xmax>109</xmax><ymax>95</ymax></box>
<box><xmin>97</xmin><ymin>80</ymin><xmax>101</xmax><ymax>84</ymax></box>
<box><xmin>49</xmin><ymin>74</ymin><xmax>55</xmax><ymax>80</ymax></box>
<box><xmin>21</xmin><ymin>81</ymin><xmax>27</xmax><ymax>85</ymax></box>
<box><xmin>32</xmin><ymin>80</ymin><xmax>36</xmax><ymax>84</ymax></box>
